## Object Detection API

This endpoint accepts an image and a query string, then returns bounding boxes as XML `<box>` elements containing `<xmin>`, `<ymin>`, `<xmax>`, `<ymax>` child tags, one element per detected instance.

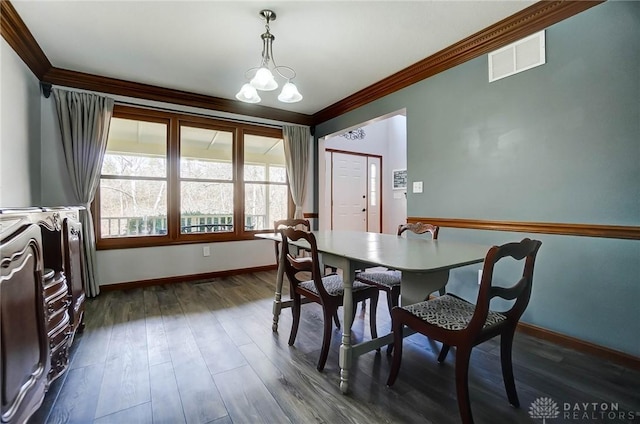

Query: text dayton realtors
<box><xmin>563</xmin><ymin>402</ymin><xmax>636</xmax><ymax>421</ymax></box>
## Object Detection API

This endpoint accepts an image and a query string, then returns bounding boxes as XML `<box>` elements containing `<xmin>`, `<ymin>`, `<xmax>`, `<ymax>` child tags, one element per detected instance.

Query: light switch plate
<box><xmin>412</xmin><ymin>181</ymin><xmax>423</xmax><ymax>193</ymax></box>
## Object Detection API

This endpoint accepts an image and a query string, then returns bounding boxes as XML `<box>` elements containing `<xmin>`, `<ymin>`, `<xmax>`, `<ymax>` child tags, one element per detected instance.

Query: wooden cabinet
<box><xmin>0</xmin><ymin>208</ymin><xmax>85</xmax><ymax>424</ymax></box>
<box><xmin>0</xmin><ymin>218</ymin><xmax>50</xmax><ymax>424</ymax></box>
<box><xmin>63</xmin><ymin>217</ymin><xmax>85</xmax><ymax>337</ymax></box>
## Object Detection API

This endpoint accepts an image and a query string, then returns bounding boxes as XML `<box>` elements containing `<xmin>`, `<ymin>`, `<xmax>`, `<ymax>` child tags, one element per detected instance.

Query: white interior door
<box><xmin>331</xmin><ymin>152</ymin><xmax>367</xmax><ymax>231</ymax></box>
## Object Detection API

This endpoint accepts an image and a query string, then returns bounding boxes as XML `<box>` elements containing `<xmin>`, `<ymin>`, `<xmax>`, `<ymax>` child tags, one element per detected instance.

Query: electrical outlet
<box><xmin>412</xmin><ymin>181</ymin><xmax>423</xmax><ymax>193</ymax></box>
<box><xmin>203</xmin><ymin>246</ymin><xmax>210</xmax><ymax>257</ymax></box>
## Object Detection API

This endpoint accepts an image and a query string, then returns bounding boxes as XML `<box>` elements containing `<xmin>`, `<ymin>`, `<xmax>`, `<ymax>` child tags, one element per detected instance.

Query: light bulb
<box><xmin>250</xmin><ymin>67</ymin><xmax>278</xmax><ymax>91</ymax></box>
<box><xmin>235</xmin><ymin>83</ymin><xmax>261</xmax><ymax>103</ymax></box>
<box><xmin>278</xmin><ymin>82</ymin><xmax>303</xmax><ymax>103</ymax></box>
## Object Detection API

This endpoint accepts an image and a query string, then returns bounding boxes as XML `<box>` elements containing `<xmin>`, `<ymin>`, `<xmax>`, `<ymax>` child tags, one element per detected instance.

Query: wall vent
<box><xmin>489</xmin><ymin>30</ymin><xmax>546</xmax><ymax>82</ymax></box>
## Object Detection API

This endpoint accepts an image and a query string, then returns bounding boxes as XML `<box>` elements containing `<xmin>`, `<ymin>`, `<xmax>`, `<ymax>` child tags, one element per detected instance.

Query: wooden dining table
<box><xmin>256</xmin><ymin>230</ymin><xmax>489</xmax><ymax>394</ymax></box>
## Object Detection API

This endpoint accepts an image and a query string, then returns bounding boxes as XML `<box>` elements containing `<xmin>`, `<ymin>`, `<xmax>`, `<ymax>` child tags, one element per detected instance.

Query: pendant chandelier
<box><xmin>235</xmin><ymin>10</ymin><xmax>303</xmax><ymax>104</ymax></box>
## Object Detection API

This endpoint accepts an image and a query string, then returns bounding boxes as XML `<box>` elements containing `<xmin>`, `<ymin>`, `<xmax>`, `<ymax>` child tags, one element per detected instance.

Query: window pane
<box><xmin>181</xmin><ymin>182</ymin><xmax>234</xmax><ymax>233</ymax></box>
<box><xmin>99</xmin><ymin>179</ymin><xmax>167</xmax><ymax>238</ymax></box>
<box><xmin>269</xmin><ymin>185</ymin><xmax>288</xmax><ymax>226</ymax></box>
<box><xmin>244</xmin><ymin>134</ymin><xmax>284</xmax><ymax>182</ymax></box>
<box><xmin>181</xmin><ymin>126</ymin><xmax>233</xmax><ymax>180</ymax></box>
<box><xmin>104</xmin><ymin>118</ymin><xmax>167</xmax><ymax>177</ymax></box>
<box><xmin>269</xmin><ymin>165</ymin><xmax>286</xmax><ymax>183</ymax></box>
<box><xmin>370</xmin><ymin>163</ymin><xmax>377</xmax><ymax>207</ymax></box>
<box><xmin>245</xmin><ymin>164</ymin><xmax>266</xmax><ymax>181</ymax></box>
<box><xmin>244</xmin><ymin>183</ymin><xmax>287</xmax><ymax>231</ymax></box>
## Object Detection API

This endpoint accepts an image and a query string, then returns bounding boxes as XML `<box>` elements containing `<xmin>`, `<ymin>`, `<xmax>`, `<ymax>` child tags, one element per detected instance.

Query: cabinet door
<box><xmin>1</xmin><ymin>223</ymin><xmax>49</xmax><ymax>424</ymax></box>
<box><xmin>63</xmin><ymin>217</ymin><xmax>85</xmax><ymax>332</ymax></box>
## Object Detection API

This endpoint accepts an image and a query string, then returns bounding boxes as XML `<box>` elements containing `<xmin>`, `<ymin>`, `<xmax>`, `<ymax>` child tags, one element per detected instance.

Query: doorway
<box><xmin>318</xmin><ymin>110</ymin><xmax>407</xmax><ymax>234</ymax></box>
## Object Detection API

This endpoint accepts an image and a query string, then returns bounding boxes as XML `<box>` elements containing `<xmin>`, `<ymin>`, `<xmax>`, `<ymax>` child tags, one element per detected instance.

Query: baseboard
<box><xmin>99</xmin><ymin>264</ymin><xmax>277</xmax><ymax>292</ymax></box>
<box><xmin>516</xmin><ymin>322</ymin><xmax>640</xmax><ymax>371</ymax></box>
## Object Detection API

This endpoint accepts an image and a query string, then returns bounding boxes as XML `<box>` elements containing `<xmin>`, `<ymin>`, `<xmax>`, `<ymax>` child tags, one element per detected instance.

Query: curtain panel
<box><xmin>282</xmin><ymin>125</ymin><xmax>311</xmax><ymax>219</ymax></box>
<box><xmin>53</xmin><ymin>89</ymin><xmax>114</xmax><ymax>297</ymax></box>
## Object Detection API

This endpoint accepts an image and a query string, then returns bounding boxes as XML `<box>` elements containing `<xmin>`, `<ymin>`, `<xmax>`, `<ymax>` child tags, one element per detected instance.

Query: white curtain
<box><xmin>53</xmin><ymin>89</ymin><xmax>114</xmax><ymax>297</ymax></box>
<box><xmin>282</xmin><ymin>125</ymin><xmax>311</xmax><ymax>219</ymax></box>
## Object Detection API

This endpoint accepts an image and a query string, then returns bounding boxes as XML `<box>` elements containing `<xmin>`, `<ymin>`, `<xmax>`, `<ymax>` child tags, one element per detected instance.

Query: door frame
<box><xmin>326</xmin><ymin>148</ymin><xmax>382</xmax><ymax>232</ymax></box>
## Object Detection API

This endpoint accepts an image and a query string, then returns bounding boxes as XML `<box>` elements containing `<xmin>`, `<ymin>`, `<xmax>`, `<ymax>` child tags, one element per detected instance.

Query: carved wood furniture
<box><xmin>0</xmin><ymin>207</ymin><xmax>86</xmax><ymax>424</ymax></box>
<box><xmin>280</xmin><ymin>228</ymin><xmax>379</xmax><ymax>371</ymax></box>
<box><xmin>257</xmin><ymin>229</ymin><xmax>489</xmax><ymax>393</ymax></box>
<box><xmin>270</xmin><ymin>219</ymin><xmax>341</xmax><ymax>332</ymax></box>
<box><xmin>386</xmin><ymin>238</ymin><xmax>542</xmax><ymax>424</ymax></box>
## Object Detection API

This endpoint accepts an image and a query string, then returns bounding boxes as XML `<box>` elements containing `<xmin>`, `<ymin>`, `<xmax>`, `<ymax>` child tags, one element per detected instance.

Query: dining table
<box><xmin>255</xmin><ymin>230</ymin><xmax>489</xmax><ymax>394</ymax></box>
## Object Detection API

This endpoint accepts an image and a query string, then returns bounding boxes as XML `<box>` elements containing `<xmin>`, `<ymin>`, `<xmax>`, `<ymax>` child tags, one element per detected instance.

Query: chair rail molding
<box><xmin>407</xmin><ymin>217</ymin><xmax>640</xmax><ymax>240</ymax></box>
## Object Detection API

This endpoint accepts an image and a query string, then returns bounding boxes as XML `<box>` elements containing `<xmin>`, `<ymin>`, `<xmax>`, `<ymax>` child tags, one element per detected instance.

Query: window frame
<box><xmin>95</xmin><ymin>105</ymin><xmax>291</xmax><ymax>250</ymax></box>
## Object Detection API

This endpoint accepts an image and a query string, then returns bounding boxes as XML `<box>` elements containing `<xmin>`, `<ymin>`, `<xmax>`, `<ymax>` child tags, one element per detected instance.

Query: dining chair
<box><xmin>386</xmin><ymin>238</ymin><xmax>542</xmax><ymax>424</ymax></box>
<box><xmin>356</xmin><ymin>222</ymin><xmax>440</xmax><ymax>315</ymax></box>
<box><xmin>274</xmin><ymin>219</ymin><xmax>341</xmax><ymax>330</ymax></box>
<box><xmin>273</xmin><ymin>219</ymin><xmax>311</xmax><ymax>264</ymax></box>
<box><xmin>280</xmin><ymin>227</ymin><xmax>379</xmax><ymax>371</ymax></box>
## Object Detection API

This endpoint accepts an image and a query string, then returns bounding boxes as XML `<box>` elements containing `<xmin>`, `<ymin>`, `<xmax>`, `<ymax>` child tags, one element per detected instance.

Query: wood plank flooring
<box><xmin>29</xmin><ymin>271</ymin><xmax>640</xmax><ymax>423</ymax></box>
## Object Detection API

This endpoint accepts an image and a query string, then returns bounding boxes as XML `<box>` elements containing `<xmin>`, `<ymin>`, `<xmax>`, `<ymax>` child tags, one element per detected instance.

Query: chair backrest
<box><xmin>273</xmin><ymin>219</ymin><xmax>310</xmax><ymax>262</ymax></box>
<box><xmin>280</xmin><ymin>227</ymin><xmax>332</xmax><ymax>300</ymax></box>
<box><xmin>468</xmin><ymin>238</ymin><xmax>542</xmax><ymax>335</ymax></box>
<box><xmin>397</xmin><ymin>222</ymin><xmax>439</xmax><ymax>239</ymax></box>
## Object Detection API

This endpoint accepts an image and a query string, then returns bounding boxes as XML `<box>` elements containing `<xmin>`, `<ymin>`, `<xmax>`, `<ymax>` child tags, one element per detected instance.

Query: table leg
<box><xmin>401</xmin><ymin>270</ymin><xmax>450</xmax><ymax>306</ymax></box>
<box><xmin>337</xmin><ymin>257</ymin><xmax>356</xmax><ymax>394</ymax></box>
<box><xmin>272</xmin><ymin>242</ymin><xmax>285</xmax><ymax>332</ymax></box>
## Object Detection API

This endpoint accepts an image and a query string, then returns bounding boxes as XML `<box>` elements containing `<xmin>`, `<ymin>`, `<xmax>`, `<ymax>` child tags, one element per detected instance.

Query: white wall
<box><xmin>318</xmin><ymin>113</ymin><xmax>407</xmax><ymax>234</ymax></box>
<box><xmin>0</xmin><ymin>38</ymin><xmax>41</xmax><ymax>207</ymax></box>
<box><xmin>97</xmin><ymin>240</ymin><xmax>275</xmax><ymax>285</ymax></box>
<box><xmin>384</xmin><ymin>115</ymin><xmax>407</xmax><ymax>233</ymax></box>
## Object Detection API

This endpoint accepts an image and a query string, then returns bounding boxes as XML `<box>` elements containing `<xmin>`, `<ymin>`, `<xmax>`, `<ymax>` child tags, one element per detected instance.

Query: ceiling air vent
<box><xmin>489</xmin><ymin>30</ymin><xmax>545</xmax><ymax>82</ymax></box>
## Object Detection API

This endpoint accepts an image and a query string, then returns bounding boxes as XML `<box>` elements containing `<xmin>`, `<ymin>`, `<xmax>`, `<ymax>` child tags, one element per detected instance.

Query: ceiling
<box><xmin>11</xmin><ymin>1</ymin><xmax>536</xmax><ymax>116</ymax></box>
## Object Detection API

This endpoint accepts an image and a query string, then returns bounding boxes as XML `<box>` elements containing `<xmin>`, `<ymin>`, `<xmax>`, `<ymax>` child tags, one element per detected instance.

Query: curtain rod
<box><xmin>40</xmin><ymin>82</ymin><xmax>303</xmax><ymax>130</ymax></box>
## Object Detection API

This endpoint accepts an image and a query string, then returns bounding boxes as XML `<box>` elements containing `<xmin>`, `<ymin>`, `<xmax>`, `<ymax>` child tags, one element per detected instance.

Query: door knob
<box><xmin>362</xmin><ymin>208</ymin><xmax>366</xmax><ymax>212</ymax></box>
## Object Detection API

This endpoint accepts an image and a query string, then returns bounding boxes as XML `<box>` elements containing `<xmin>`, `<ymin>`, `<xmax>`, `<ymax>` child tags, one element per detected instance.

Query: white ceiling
<box><xmin>11</xmin><ymin>1</ymin><xmax>535</xmax><ymax>116</ymax></box>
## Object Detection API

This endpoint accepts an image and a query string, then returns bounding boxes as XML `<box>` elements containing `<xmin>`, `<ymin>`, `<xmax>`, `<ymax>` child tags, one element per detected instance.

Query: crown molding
<box><xmin>41</xmin><ymin>68</ymin><xmax>314</xmax><ymax>126</ymax></box>
<box><xmin>312</xmin><ymin>0</ymin><xmax>604</xmax><ymax>125</ymax></box>
<box><xmin>407</xmin><ymin>217</ymin><xmax>640</xmax><ymax>240</ymax></box>
<box><xmin>0</xmin><ymin>0</ymin><xmax>51</xmax><ymax>78</ymax></box>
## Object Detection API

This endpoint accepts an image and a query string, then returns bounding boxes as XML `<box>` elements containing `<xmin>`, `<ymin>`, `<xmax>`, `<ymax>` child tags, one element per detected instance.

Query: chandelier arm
<box><xmin>273</xmin><ymin>66</ymin><xmax>296</xmax><ymax>81</ymax></box>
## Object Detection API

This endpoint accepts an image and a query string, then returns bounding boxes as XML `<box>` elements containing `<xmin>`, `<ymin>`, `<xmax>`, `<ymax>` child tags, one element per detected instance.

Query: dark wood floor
<box><xmin>29</xmin><ymin>270</ymin><xmax>639</xmax><ymax>424</ymax></box>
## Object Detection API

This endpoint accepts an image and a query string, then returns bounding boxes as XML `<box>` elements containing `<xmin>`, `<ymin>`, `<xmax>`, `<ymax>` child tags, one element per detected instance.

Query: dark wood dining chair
<box><xmin>280</xmin><ymin>227</ymin><xmax>379</xmax><ymax>371</ymax></box>
<box><xmin>274</xmin><ymin>219</ymin><xmax>341</xmax><ymax>330</ymax></box>
<box><xmin>386</xmin><ymin>238</ymin><xmax>542</xmax><ymax>424</ymax></box>
<box><xmin>356</xmin><ymin>222</ymin><xmax>440</xmax><ymax>315</ymax></box>
<box><xmin>273</xmin><ymin>219</ymin><xmax>311</xmax><ymax>264</ymax></box>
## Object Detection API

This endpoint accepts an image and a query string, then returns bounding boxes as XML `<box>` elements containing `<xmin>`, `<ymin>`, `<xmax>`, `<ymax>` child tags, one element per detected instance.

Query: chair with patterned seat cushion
<box><xmin>281</xmin><ymin>227</ymin><xmax>379</xmax><ymax>371</ymax></box>
<box><xmin>356</xmin><ymin>222</ymin><xmax>439</xmax><ymax>315</ymax></box>
<box><xmin>274</xmin><ymin>219</ymin><xmax>340</xmax><ymax>330</ymax></box>
<box><xmin>387</xmin><ymin>238</ymin><xmax>542</xmax><ymax>424</ymax></box>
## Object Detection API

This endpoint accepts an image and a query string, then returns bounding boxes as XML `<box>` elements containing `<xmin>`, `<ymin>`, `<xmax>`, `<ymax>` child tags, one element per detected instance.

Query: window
<box><xmin>243</xmin><ymin>132</ymin><xmax>288</xmax><ymax>231</ymax></box>
<box><xmin>96</xmin><ymin>106</ymin><xmax>290</xmax><ymax>249</ymax></box>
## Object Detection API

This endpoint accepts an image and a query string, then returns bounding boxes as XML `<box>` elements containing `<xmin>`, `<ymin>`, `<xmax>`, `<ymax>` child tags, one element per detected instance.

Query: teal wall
<box><xmin>315</xmin><ymin>2</ymin><xmax>640</xmax><ymax>356</ymax></box>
